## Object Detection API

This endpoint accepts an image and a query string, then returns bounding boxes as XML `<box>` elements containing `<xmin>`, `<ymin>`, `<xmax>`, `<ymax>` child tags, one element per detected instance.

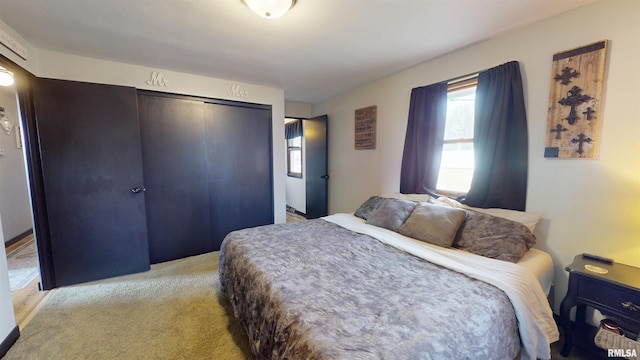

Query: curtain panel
<box><xmin>462</xmin><ymin>61</ymin><xmax>529</xmax><ymax>211</ymax></box>
<box><xmin>399</xmin><ymin>82</ymin><xmax>448</xmax><ymax>195</ymax></box>
<box><xmin>285</xmin><ymin>120</ymin><xmax>302</xmax><ymax>139</ymax></box>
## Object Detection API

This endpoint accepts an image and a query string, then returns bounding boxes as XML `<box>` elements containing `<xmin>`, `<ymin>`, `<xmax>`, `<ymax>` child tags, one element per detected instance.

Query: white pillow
<box><xmin>431</xmin><ymin>196</ymin><xmax>541</xmax><ymax>232</ymax></box>
<box><xmin>380</xmin><ymin>192</ymin><xmax>431</xmax><ymax>202</ymax></box>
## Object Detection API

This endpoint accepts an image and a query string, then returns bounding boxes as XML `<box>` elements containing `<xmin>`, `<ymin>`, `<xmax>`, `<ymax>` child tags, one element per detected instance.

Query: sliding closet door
<box><xmin>33</xmin><ymin>78</ymin><xmax>150</xmax><ymax>287</ymax></box>
<box><xmin>138</xmin><ymin>94</ymin><xmax>212</xmax><ymax>264</ymax></box>
<box><xmin>138</xmin><ymin>92</ymin><xmax>273</xmax><ymax>260</ymax></box>
<box><xmin>205</xmin><ymin>103</ymin><xmax>273</xmax><ymax>249</ymax></box>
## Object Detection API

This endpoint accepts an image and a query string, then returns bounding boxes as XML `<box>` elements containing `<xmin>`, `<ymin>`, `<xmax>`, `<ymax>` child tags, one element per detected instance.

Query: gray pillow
<box><xmin>354</xmin><ymin>196</ymin><xmax>385</xmax><ymax>220</ymax></box>
<box><xmin>399</xmin><ymin>203</ymin><xmax>466</xmax><ymax>248</ymax></box>
<box><xmin>366</xmin><ymin>198</ymin><xmax>417</xmax><ymax>231</ymax></box>
<box><xmin>454</xmin><ymin>210</ymin><xmax>536</xmax><ymax>263</ymax></box>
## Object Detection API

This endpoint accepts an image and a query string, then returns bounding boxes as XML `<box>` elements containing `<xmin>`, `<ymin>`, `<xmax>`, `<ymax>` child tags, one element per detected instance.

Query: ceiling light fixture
<box><xmin>0</xmin><ymin>66</ymin><xmax>14</xmax><ymax>87</ymax></box>
<box><xmin>243</xmin><ymin>0</ymin><xmax>296</xmax><ymax>19</ymax></box>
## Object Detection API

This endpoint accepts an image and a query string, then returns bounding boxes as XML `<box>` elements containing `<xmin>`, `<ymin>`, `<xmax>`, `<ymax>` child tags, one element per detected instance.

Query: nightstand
<box><xmin>559</xmin><ymin>255</ymin><xmax>640</xmax><ymax>357</ymax></box>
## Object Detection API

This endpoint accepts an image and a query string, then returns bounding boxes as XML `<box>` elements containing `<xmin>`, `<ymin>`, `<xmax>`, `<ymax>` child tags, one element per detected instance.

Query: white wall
<box><xmin>0</xmin><ymin>19</ymin><xmax>39</xmax><ymax>75</ymax></box>
<box><xmin>0</xmin><ymin>214</ymin><xmax>17</xmax><ymax>347</ymax></box>
<box><xmin>314</xmin><ymin>0</ymin><xmax>640</xmax><ymax>312</ymax></box>
<box><xmin>0</xmin><ymin>86</ymin><xmax>32</xmax><ymax>243</ymax></box>
<box><xmin>285</xmin><ymin>101</ymin><xmax>312</xmax><ymax>119</ymax></box>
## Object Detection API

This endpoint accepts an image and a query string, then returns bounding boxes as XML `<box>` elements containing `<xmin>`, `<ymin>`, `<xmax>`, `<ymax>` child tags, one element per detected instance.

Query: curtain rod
<box><xmin>446</xmin><ymin>61</ymin><xmax>518</xmax><ymax>85</ymax></box>
<box><xmin>447</xmin><ymin>71</ymin><xmax>481</xmax><ymax>85</ymax></box>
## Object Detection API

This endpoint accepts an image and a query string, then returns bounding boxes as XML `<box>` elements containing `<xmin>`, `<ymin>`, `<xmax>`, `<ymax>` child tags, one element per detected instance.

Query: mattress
<box><xmin>517</xmin><ymin>248</ymin><xmax>554</xmax><ymax>296</ymax></box>
<box><xmin>220</xmin><ymin>214</ymin><xmax>559</xmax><ymax>360</ymax></box>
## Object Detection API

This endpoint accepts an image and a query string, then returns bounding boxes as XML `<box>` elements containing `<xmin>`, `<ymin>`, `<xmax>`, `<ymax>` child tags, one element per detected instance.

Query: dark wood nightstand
<box><xmin>559</xmin><ymin>255</ymin><xmax>640</xmax><ymax>357</ymax></box>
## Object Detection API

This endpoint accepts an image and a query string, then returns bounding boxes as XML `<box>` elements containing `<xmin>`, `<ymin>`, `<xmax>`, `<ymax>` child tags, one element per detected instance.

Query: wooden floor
<box><xmin>286</xmin><ymin>211</ymin><xmax>306</xmax><ymax>223</ymax></box>
<box><xmin>6</xmin><ymin>235</ymin><xmax>50</xmax><ymax>328</ymax></box>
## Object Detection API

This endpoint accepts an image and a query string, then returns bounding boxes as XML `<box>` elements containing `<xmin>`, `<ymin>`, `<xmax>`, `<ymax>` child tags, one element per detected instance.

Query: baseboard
<box><xmin>4</xmin><ymin>228</ymin><xmax>33</xmax><ymax>248</ymax></box>
<box><xmin>0</xmin><ymin>326</ymin><xmax>20</xmax><ymax>358</ymax></box>
<box><xmin>285</xmin><ymin>206</ymin><xmax>306</xmax><ymax>218</ymax></box>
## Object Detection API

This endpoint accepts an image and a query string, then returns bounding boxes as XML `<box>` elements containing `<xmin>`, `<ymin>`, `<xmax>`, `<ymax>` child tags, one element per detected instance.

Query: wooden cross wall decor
<box><xmin>544</xmin><ymin>40</ymin><xmax>608</xmax><ymax>159</ymax></box>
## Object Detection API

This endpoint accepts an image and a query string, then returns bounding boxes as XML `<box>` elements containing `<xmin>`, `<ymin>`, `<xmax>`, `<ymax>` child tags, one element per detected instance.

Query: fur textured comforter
<box><xmin>220</xmin><ymin>219</ymin><xmax>521</xmax><ymax>359</ymax></box>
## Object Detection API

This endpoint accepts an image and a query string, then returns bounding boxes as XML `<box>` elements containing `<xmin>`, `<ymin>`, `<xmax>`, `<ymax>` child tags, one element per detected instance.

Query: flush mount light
<box><xmin>0</xmin><ymin>66</ymin><xmax>14</xmax><ymax>87</ymax></box>
<box><xmin>243</xmin><ymin>0</ymin><xmax>296</xmax><ymax>19</ymax></box>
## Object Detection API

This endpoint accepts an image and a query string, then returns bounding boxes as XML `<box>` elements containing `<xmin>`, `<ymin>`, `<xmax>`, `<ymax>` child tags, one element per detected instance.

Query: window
<box><xmin>287</xmin><ymin>134</ymin><xmax>302</xmax><ymax>178</ymax></box>
<box><xmin>436</xmin><ymin>79</ymin><xmax>477</xmax><ymax>195</ymax></box>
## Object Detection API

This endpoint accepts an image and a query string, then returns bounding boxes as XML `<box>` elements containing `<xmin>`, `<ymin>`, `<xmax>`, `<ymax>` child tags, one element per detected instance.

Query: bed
<box><xmin>219</xmin><ymin>195</ymin><xmax>559</xmax><ymax>360</ymax></box>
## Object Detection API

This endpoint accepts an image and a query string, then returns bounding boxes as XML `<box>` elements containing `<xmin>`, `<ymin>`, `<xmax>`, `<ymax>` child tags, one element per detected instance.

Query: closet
<box><xmin>138</xmin><ymin>92</ymin><xmax>273</xmax><ymax>264</ymax></box>
<box><xmin>32</xmin><ymin>79</ymin><xmax>273</xmax><ymax>287</ymax></box>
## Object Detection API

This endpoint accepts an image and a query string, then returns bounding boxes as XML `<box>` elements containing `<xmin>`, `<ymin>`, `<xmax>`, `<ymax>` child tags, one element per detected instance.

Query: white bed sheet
<box><xmin>518</xmin><ymin>247</ymin><xmax>555</xmax><ymax>296</ymax></box>
<box><xmin>323</xmin><ymin>213</ymin><xmax>559</xmax><ymax>360</ymax></box>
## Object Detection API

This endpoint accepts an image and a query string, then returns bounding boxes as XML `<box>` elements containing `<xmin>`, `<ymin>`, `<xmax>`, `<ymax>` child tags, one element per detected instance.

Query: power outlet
<box><xmin>0</xmin><ymin>148</ymin><xmax>5</xmax><ymax>156</ymax></box>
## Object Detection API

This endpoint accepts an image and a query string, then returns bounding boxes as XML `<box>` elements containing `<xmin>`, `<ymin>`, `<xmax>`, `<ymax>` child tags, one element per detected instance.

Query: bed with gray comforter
<box><xmin>219</xmin><ymin>218</ymin><xmax>524</xmax><ymax>359</ymax></box>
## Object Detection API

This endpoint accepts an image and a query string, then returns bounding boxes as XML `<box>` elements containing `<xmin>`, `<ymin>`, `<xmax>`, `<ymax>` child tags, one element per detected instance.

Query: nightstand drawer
<box><xmin>579</xmin><ymin>278</ymin><xmax>640</xmax><ymax>320</ymax></box>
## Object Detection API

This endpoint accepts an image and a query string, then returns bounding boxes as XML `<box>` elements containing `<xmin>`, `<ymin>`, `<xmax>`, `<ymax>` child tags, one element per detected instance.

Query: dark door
<box><xmin>305</xmin><ymin>115</ymin><xmax>328</xmax><ymax>219</ymax></box>
<box><xmin>138</xmin><ymin>94</ymin><xmax>212</xmax><ymax>263</ymax></box>
<box><xmin>33</xmin><ymin>78</ymin><xmax>150</xmax><ymax>287</ymax></box>
<box><xmin>206</xmin><ymin>103</ymin><xmax>274</xmax><ymax>249</ymax></box>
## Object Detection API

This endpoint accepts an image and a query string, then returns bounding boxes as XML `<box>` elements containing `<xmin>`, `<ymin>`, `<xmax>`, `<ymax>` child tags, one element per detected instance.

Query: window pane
<box><xmin>437</xmin><ymin>142</ymin><xmax>474</xmax><ymax>193</ymax></box>
<box><xmin>437</xmin><ymin>84</ymin><xmax>476</xmax><ymax>194</ymax></box>
<box><xmin>444</xmin><ymin>87</ymin><xmax>475</xmax><ymax>140</ymax></box>
<box><xmin>289</xmin><ymin>148</ymin><xmax>302</xmax><ymax>175</ymax></box>
<box><xmin>289</xmin><ymin>136</ymin><xmax>302</xmax><ymax>147</ymax></box>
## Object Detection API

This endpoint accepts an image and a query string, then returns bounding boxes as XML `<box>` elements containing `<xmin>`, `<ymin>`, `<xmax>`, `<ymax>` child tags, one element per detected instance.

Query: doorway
<box><xmin>284</xmin><ymin>115</ymin><xmax>328</xmax><ymax>220</ymax></box>
<box><xmin>0</xmin><ymin>82</ymin><xmax>44</xmax><ymax>326</ymax></box>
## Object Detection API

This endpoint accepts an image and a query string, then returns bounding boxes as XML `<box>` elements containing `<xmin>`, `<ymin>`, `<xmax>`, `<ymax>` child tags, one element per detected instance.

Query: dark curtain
<box><xmin>285</xmin><ymin>120</ymin><xmax>302</xmax><ymax>139</ymax></box>
<box><xmin>462</xmin><ymin>61</ymin><xmax>528</xmax><ymax>211</ymax></box>
<box><xmin>399</xmin><ymin>82</ymin><xmax>448</xmax><ymax>195</ymax></box>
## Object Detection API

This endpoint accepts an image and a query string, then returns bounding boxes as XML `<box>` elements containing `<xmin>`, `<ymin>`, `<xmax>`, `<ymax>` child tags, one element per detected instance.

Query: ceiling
<box><xmin>0</xmin><ymin>0</ymin><xmax>596</xmax><ymax>103</ymax></box>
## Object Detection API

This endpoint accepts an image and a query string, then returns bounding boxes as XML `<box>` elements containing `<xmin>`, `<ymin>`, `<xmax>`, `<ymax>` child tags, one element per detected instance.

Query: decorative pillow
<box><xmin>430</xmin><ymin>196</ymin><xmax>542</xmax><ymax>232</ymax></box>
<box><xmin>354</xmin><ymin>196</ymin><xmax>386</xmax><ymax>220</ymax></box>
<box><xmin>399</xmin><ymin>203</ymin><xmax>466</xmax><ymax>248</ymax></box>
<box><xmin>366</xmin><ymin>198</ymin><xmax>417</xmax><ymax>232</ymax></box>
<box><xmin>454</xmin><ymin>210</ymin><xmax>537</xmax><ymax>263</ymax></box>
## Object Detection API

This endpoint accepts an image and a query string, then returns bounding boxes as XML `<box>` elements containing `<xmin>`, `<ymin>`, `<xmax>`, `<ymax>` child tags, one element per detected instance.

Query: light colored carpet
<box><xmin>3</xmin><ymin>251</ymin><xmax>254</xmax><ymax>359</ymax></box>
<box><xmin>7</xmin><ymin>237</ymin><xmax>39</xmax><ymax>291</ymax></box>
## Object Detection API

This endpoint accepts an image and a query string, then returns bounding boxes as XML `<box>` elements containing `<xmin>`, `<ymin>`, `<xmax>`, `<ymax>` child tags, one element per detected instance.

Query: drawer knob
<box><xmin>621</xmin><ymin>301</ymin><xmax>639</xmax><ymax>311</ymax></box>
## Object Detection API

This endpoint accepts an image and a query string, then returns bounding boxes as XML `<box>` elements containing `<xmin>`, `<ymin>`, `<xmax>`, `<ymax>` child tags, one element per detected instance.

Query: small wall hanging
<box><xmin>544</xmin><ymin>40</ymin><xmax>608</xmax><ymax>158</ymax></box>
<box><xmin>15</xmin><ymin>125</ymin><xmax>22</xmax><ymax>149</ymax></box>
<box><xmin>354</xmin><ymin>105</ymin><xmax>376</xmax><ymax>149</ymax></box>
<box><xmin>0</xmin><ymin>106</ymin><xmax>13</xmax><ymax>135</ymax></box>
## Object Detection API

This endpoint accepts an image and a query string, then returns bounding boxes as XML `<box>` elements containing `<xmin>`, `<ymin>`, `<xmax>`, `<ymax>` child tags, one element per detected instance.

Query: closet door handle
<box><xmin>131</xmin><ymin>187</ymin><xmax>145</xmax><ymax>194</ymax></box>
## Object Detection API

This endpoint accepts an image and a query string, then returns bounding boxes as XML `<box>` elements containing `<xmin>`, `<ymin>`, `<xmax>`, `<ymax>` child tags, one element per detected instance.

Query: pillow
<box><xmin>454</xmin><ymin>210</ymin><xmax>536</xmax><ymax>263</ymax></box>
<box><xmin>430</xmin><ymin>196</ymin><xmax>541</xmax><ymax>232</ymax></box>
<box><xmin>472</xmin><ymin>207</ymin><xmax>541</xmax><ymax>233</ymax></box>
<box><xmin>381</xmin><ymin>192</ymin><xmax>431</xmax><ymax>202</ymax></box>
<box><xmin>354</xmin><ymin>196</ymin><xmax>386</xmax><ymax>220</ymax></box>
<box><xmin>399</xmin><ymin>203</ymin><xmax>466</xmax><ymax>248</ymax></box>
<box><xmin>366</xmin><ymin>198</ymin><xmax>417</xmax><ymax>232</ymax></box>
